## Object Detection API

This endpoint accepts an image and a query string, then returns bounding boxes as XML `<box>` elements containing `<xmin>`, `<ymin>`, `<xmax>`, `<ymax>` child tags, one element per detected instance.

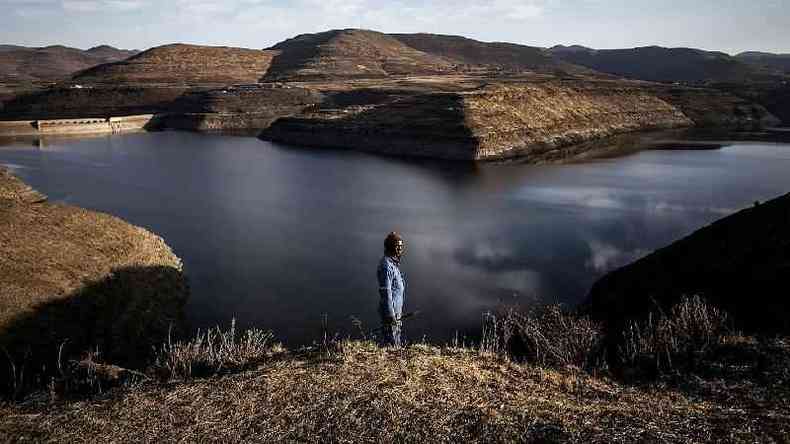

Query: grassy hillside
<box><xmin>1</xmin><ymin>335</ymin><xmax>788</xmax><ymax>442</ymax></box>
<box><xmin>263</xmin><ymin>29</ymin><xmax>457</xmax><ymax>81</ymax></box>
<box><xmin>586</xmin><ymin>192</ymin><xmax>790</xmax><ymax>335</ymax></box>
<box><xmin>0</xmin><ymin>167</ymin><xmax>188</xmax><ymax>395</ymax></box>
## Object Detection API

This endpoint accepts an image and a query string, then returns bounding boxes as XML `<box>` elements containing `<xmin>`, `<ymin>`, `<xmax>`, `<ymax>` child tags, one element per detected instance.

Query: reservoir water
<box><xmin>2</xmin><ymin>131</ymin><xmax>790</xmax><ymax>345</ymax></box>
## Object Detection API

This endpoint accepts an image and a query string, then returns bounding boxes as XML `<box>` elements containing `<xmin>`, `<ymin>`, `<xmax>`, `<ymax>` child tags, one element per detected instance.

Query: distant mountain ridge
<box><xmin>390</xmin><ymin>33</ymin><xmax>593</xmax><ymax>75</ymax></box>
<box><xmin>0</xmin><ymin>44</ymin><xmax>137</xmax><ymax>82</ymax></box>
<box><xmin>9</xmin><ymin>31</ymin><xmax>790</xmax><ymax>86</ymax></box>
<box><xmin>549</xmin><ymin>45</ymin><xmax>784</xmax><ymax>83</ymax></box>
<box><xmin>736</xmin><ymin>52</ymin><xmax>790</xmax><ymax>74</ymax></box>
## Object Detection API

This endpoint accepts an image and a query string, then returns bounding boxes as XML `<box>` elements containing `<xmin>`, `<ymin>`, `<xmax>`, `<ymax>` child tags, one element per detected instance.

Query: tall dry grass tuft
<box><xmin>152</xmin><ymin>319</ymin><xmax>278</xmax><ymax>380</ymax></box>
<box><xmin>618</xmin><ymin>296</ymin><xmax>731</xmax><ymax>376</ymax></box>
<box><xmin>483</xmin><ymin>305</ymin><xmax>605</xmax><ymax>370</ymax></box>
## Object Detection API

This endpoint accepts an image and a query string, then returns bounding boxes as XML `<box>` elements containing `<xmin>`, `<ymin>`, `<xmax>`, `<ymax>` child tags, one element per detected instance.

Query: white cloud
<box><xmin>62</xmin><ymin>0</ymin><xmax>147</xmax><ymax>12</ymax></box>
<box><xmin>585</xmin><ymin>240</ymin><xmax>648</xmax><ymax>273</ymax></box>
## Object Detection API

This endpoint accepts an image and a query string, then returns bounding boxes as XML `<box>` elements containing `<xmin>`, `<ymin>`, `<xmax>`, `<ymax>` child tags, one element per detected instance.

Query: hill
<box><xmin>586</xmin><ymin>192</ymin><xmax>790</xmax><ymax>335</ymax></box>
<box><xmin>0</xmin><ymin>166</ymin><xmax>188</xmax><ymax>394</ymax></box>
<box><xmin>736</xmin><ymin>51</ymin><xmax>790</xmax><ymax>74</ymax></box>
<box><xmin>262</xmin><ymin>29</ymin><xmax>458</xmax><ymax>81</ymax></box>
<box><xmin>74</xmin><ymin>44</ymin><xmax>277</xmax><ymax>85</ymax></box>
<box><xmin>390</xmin><ymin>33</ymin><xmax>593</xmax><ymax>75</ymax></box>
<box><xmin>0</xmin><ymin>44</ymin><xmax>137</xmax><ymax>82</ymax></box>
<box><xmin>262</xmin><ymin>81</ymin><xmax>693</xmax><ymax>160</ymax></box>
<box><xmin>549</xmin><ymin>45</ymin><xmax>782</xmax><ymax>83</ymax></box>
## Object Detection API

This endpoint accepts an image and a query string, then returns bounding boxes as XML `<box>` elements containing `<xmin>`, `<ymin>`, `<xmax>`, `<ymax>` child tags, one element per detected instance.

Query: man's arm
<box><xmin>378</xmin><ymin>261</ymin><xmax>396</xmax><ymax>321</ymax></box>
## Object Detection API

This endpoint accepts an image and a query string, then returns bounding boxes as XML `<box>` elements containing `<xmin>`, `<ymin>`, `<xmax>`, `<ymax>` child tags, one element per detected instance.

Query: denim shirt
<box><xmin>377</xmin><ymin>255</ymin><xmax>406</xmax><ymax>320</ymax></box>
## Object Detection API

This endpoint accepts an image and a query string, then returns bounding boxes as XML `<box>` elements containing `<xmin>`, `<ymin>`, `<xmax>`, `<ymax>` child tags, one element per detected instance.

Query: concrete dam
<box><xmin>0</xmin><ymin>114</ymin><xmax>163</xmax><ymax>137</ymax></box>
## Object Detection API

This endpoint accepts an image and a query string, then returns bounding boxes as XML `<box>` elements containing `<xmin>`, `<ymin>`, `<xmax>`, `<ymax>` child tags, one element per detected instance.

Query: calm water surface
<box><xmin>2</xmin><ymin>131</ymin><xmax>789</xmax><ymax>345</ymax></box>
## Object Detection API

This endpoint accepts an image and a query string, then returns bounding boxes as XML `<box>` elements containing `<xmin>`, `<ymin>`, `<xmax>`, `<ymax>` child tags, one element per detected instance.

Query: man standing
<box><xmin>377</xmin><ymin>232</ymin><xmax>406</xmax><ymax>347</ymax></box>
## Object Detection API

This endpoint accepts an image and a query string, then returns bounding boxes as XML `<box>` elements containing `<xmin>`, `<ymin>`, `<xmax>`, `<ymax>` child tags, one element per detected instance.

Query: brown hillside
<box><xmin>263</xmin><ymin>29</ymin><xmax>457</xmax><ymax>81</ymax></box>
<box><xmin>262</xmin><ymin>80</ymin><xmax>692</xmax><ymax>161</ymax></box>
<box><xmin>0</xmin><ymin>45</ymin><xmax>136</xmax><ymax>82</ymax></box>
<box><xmin>74</xmin><ymin>44</ymin><xmax>276</xmax><ymax>85</ymax></box>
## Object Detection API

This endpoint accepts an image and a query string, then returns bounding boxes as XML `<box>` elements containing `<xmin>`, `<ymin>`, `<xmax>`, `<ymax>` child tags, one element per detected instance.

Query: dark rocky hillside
<box><xmin>736</xmin><ymin>52</ymin><xmax>790</xmax><ymax>74</ymax></box>
<box><xmin>391</xmin><ymin>33</ymin><xmax>593</xmax><ymax>76</ymax></box>
<box><xmin>74</xmin><ymin>44</ymin><xmax>276</xmax><ymax>85</ymax></box>
<box><xmin>549</xmin><ymin>45</ymin><xmax>782</xmax><ymax>83</ymax></box>
<box><xmin>586</xmin><ymin>192</ymin><xmax>790</xmax><ymax>335</ymax></box>
<box><xmin>0</xmin><ymin>44</ymin><xmax>136</xmax><ymax>82</ymax></box>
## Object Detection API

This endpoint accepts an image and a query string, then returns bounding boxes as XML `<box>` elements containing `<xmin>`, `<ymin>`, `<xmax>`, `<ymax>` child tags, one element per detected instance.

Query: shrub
<box><xmin>483</xmin><ymin>305</ymin><xmax>605</xmax><ymax>370</ymax></box>
<box><xmin>618</xmin><ymin>296</ymin><xmax>731</xmax><ymax>376</ymax></box>
<box><xmin>152</xmin><ymin>319</ymin><xmax>277</xmax><ymax>380</ymax></box>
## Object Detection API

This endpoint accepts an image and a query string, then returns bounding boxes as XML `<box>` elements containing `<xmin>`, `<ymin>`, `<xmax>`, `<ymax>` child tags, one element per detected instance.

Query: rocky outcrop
<box><xmin>74</xmin><ymin>44</ymin><xmax>276</xmax><ymax>85</ymax></box>
<box><xmin>586</xmin><ymin>192</ymin><xmax>790</xmax><ymax>335</ymax></box>
<box><xmin>262</xmin><ymin>81</ymin><xmax>693</xmax><ymax>161</ymax></box>
<box><xmin>0</xmin><ymin>167</ymin><xmax>188</xmax><ymax>391</ymax></box>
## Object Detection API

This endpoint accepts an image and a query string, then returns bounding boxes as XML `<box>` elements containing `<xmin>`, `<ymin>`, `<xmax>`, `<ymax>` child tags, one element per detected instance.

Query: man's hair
<box><xmin>384</xmin><ymin>232</ymin><xmax>403</xmax><ymax>254</ymax></box>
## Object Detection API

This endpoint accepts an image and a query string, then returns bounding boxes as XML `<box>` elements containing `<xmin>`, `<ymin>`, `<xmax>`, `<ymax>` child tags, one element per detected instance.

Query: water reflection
<box><xmin>1</xmin><ymin>131</ymin><xmax>789</xmax><ymax>345</ymax></box>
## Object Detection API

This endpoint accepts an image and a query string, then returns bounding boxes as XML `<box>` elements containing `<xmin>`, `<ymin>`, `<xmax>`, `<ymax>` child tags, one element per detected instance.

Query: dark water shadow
<box><xmin>1</xmin><ymin>265</ymin><xmax>188</xmax><ymax>396</ymax></box>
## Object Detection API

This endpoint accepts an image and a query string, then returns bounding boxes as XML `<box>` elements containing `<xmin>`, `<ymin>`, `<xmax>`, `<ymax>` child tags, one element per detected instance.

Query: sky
<box><xmin>2</xmin><ymin>0</ymin><xmax>790</xmax><ymax>55</ymax></box>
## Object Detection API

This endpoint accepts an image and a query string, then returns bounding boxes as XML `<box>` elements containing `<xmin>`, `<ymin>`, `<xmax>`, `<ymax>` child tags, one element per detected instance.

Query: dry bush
<box><xmin>152</xmin><ymin>319</ymin><xmax>277</xmax><ymax>380</ymax></box>
<box><xmin>484</xmin><ymin>305</ymin><xmax>605</xmax><ymax>370</ymax></box>
<box><xmin>618</xmin><ymin>296</ymin><xmax>731</xmax><ymax>375</ymax></box>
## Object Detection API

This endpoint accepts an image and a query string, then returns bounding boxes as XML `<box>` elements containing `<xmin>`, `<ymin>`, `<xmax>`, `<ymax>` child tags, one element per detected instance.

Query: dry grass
<box><xmin>619</xmin><ymin>296</ymin><xmax>732</xmax><ymax>375</ymax></box>
<box><xmin>0</xmin><ymin>166</ymin><xmax>183</xmax><ymax>331</ymax></box>
<box><xmin>2</xmin><ymin>339</ymin><xmax>788</xmax><ymax>443</ymax></box>
<box><xmin>0</xmin><ymin>166</ymin><xmax>187</xmax><ymax>397</ymax></box>
<box><xmin>484</xmin><ymin>305</ymin><xmax>605</xmax><ymax>370</ymax></box>
<box><xmin>152</xmin><ymin>320</ymin><xmax>280</xmax><ymax>380</ymax></box>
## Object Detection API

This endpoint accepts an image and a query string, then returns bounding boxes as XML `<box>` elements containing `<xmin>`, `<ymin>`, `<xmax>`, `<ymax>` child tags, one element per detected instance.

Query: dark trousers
<box><xmin>380</xmin><ymin>319</ymin><xmax>402</xmax><ymax>347</ymax></box>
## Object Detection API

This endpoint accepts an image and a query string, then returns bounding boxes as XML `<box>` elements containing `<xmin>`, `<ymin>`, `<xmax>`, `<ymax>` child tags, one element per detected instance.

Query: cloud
<box><xmin>61</xmin><ymin>0</ymin><xmax>147</xmax><ymax>12</ymax></box>
<box><xmin>585</xmin><ymin>240</ymin><xmax>648</xmax><ymax>273</ymax></box>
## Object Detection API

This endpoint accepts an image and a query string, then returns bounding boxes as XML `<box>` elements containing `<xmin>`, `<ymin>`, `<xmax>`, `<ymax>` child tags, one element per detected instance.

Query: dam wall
<box><xmin>0</xmin><ymin>120</ymin><xmax>38</xmax><ymax>136</ymax></box>
<box><xmin>0</xmin><ymin>114</ymin><xmax>164</xmax><ymax>137</ymax></box>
